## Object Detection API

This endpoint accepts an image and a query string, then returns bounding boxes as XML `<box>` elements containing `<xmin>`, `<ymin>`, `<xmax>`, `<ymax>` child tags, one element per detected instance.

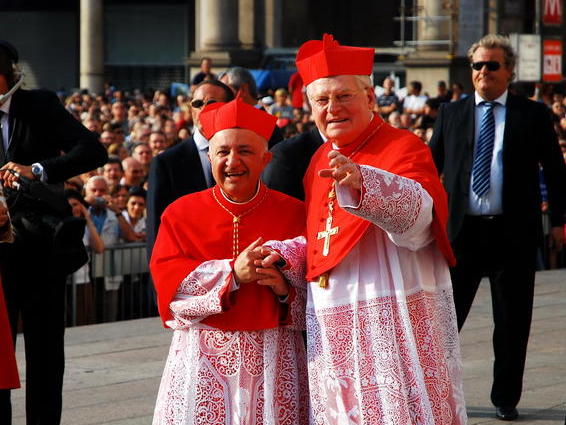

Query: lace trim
<box><xmin>264</xmin><ymin>237</ymin><xmax>307</xmax><ymax>331</ymax></box>
<box><xmin>153</xmin><ymin>328</ymin><xmax>308</xmax><ymax>425</ymax></box>
<box><xmin>306</xmin><ymin>289</ymin><xmax>466</xmax><ymax>425</ymax></box>
<box><xmin>352</xmin><ymin>165</ymin><xmax>424</xmax><ymax>235</ymax></box>
<box><xmin>168</xmin><ymin>260</ymin><xmax>232</xmax><ymax>330</ymax></box>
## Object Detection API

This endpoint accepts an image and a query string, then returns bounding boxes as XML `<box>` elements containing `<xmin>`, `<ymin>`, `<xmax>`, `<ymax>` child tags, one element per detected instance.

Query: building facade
<box><xmin>0</xmin><ymin>0</ymin><xmax>564</xmax><ymax>95</ymax></box>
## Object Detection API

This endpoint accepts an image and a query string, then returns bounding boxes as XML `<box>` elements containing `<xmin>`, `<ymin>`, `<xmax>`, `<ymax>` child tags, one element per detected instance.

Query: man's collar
<box><xmin>474</xmin><ymin>90</ymin><xmax>508</xmax><ymax>106</ymax></box>
<box><xmin>193</xmin><ymin>127</ymin><xmax>209</xmax><ymax>150</ymax></box>
<box><xmin>0</xmin><ymin>95</ymin><xmax>11</xmax><ymax>114</ymax></box>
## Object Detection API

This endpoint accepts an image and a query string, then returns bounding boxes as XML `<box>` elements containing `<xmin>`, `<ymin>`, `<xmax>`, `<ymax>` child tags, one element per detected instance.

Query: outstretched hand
<box><xmin>318</xmin><ymin>150</ymin><xmax>361</xmax><ymax>191</ymax></box>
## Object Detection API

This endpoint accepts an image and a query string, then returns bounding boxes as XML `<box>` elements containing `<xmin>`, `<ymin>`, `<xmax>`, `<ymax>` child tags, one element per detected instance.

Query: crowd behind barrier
<box><xmin>60</xmin><ymin>72</ymin><xmax>566</xmax><ymax>326</ymax></box>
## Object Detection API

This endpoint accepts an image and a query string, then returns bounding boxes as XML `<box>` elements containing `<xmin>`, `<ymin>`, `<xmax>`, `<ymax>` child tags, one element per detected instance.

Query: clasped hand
<box><xmin>0</xmin><ymin>162</ymin><xmax>34</xmax><ymax>189</ymax></box>
<box><xmin>233</xmin><ymin>237</ymin><xmax>289</xmax><ymax>297</ymax></box>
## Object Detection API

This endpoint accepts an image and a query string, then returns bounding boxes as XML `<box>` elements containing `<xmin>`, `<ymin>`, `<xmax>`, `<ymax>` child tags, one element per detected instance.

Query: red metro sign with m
<box><xmin>543</xmin><ymin>0</ymin><xmax>563</xmax><ymax>25</ymax></box>
<box><xmin>543</xmin><ymin>40</ymin><xmax>563</xmax><ymax>81</ymax></box>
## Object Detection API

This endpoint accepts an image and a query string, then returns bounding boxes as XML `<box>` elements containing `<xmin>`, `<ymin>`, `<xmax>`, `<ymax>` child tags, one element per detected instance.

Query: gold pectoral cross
<box><xmin>317</xmin><ymin>214</ymin><xmax>339</xmax><ymax>257</ymax></box>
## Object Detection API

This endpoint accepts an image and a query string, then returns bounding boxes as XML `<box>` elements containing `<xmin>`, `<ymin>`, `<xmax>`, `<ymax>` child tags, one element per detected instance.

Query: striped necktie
<box><xmin>472</xmin><ymin>101</ymin><xmax>496</xmax><ymax>197</ymax></box>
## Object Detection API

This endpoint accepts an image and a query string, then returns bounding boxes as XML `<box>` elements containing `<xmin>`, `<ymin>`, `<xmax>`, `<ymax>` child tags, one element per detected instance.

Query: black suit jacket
<box><xmin>6</xmin><ymin>89</ymin><xmax>106</xmax><ymax>182</ymax></box>
<box><xmin>0</xmin><ymin>88</ymin><xmax>107</xmax><ymax>260</ymax></box>
<box><xmin>146</xmin><ymin>137</ymin><xmax>208</xmax><ymax>256</ymax></box>
<box><xmin>262</xmin><ymin>127</ymin><xmax>324</xmax><ymax>201</ymax></box>
<box><xmin>429</xmin><ymin>93</ymin><xmax>566</xmax><ymax>245</ymax></box>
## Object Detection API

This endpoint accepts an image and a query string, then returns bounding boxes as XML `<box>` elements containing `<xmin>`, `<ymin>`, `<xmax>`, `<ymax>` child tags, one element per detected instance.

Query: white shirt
<box><xmin>468</xmin><ymin>90</ymin><xmax>507</xmax><ymax>215</ymax></box>
<box><xmin>193</xmin><ymin>127</ymin><xmax>213</xmax><ymax>188</ymax></box>
<box><xmin>403</xmin><ymin>94</ymin><xmax>427</xmax><ymax>114</ymax></box>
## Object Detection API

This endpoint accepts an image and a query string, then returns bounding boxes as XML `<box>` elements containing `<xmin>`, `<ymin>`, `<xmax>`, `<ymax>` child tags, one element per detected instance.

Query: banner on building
<box><xmin>543</xmin><ymin>39</ymin><xmax>563</xmax><ymax>81</ymax></box>
<box><xmin>543</xmin><ymin>0</ymin><xmax>563</xmax><ymax>25</ymax></box>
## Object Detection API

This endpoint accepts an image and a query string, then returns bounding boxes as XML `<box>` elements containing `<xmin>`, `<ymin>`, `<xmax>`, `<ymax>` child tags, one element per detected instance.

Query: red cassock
<box><xmin>150</xmin><ymin>183</ymin><xmax>306</xmax><ymax>329</ymax></box>
<box><xmin>0</xmin><ymin>276</ymin><xmax>20</xmax><ymax>389</ymax></box>
<box><xmin>303</xmin><ymin>114</ymin><xmax>455</xmax><ymax>281</ymax></box>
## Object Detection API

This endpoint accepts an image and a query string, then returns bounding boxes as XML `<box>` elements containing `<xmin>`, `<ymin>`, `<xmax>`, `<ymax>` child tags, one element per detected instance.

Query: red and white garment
<box><xmin>268</xmin><ymin>165</ymin><xmax>467</xmax><ymax>425</ymax></box>
<box><xmin>152</xmin><ymin>259</ymin><xmax>308</xmax><ymax>425</ymax></box>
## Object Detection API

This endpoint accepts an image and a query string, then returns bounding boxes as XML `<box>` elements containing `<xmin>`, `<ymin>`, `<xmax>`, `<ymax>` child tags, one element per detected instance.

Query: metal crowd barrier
<box><xmin>66</xmin><ymin>242</ymin><xmax>158</xmax><ymax>327</ymax></box>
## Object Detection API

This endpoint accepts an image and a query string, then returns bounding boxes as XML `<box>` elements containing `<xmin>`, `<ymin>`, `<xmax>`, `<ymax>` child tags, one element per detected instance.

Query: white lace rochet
<box><xmin>152</xmin><ymin>260</ymin><xmax>308</xmax><ymax>425</ymax></box>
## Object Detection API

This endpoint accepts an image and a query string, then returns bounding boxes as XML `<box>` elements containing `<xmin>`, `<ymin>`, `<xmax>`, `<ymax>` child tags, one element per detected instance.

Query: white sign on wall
<box><xmin>510</xmin><ymin>34</ymin><xmax>541</xmax><ymax>82</ymax></box>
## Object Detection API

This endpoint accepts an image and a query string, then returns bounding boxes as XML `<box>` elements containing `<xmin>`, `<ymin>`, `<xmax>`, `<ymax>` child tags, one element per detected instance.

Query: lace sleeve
<box><xmin>337</xmin><ymin>165</ymin><xmax>434</xmax><ymax>250</ymax></box>
<box><xmin>167</xmin><ymin>259</ymin><xmax>234</xmax><ymax>330</ymax></box>
<box><xmin>263</xmin><ymin>236</ymin><xmax>307</xmax><ymax>330</ymax></box>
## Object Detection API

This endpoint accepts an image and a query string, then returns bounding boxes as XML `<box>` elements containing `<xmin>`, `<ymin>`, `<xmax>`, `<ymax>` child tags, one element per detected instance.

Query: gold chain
<box><xmin>211</xmin><ymin>186</ymin><xmax>268</xmax><ymax>258</ymax></box>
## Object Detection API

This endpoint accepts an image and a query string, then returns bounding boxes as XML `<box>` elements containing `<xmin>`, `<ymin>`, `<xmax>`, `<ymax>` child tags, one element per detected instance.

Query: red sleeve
<box><xmin>0</xmin><ymin>281</ymin><xmax>19</xmax><ymax>389</ymax></box>
<box><xmin>150</xmin><ymin>209</ymin><xmax>204</xmax><ymax>326</ymax></box>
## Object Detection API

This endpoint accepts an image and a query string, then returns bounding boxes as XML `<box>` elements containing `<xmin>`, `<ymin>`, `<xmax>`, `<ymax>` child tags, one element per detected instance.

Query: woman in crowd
<box><xmin>121</xmin><ymin>187</ymin><xmax>147</xmax><ymax>242</ymax></box>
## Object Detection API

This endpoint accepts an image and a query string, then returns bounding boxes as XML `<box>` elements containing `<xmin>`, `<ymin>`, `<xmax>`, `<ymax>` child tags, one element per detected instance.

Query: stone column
<box><xmin>404</xmin><ymin>0</ymin><xmax>456</xmax><ymax>95</ymax></box>
<box><xmin>79</xmin><ymin>0</ymin><xmax>104</xmax><ymax>94</ymax></box>
<box><xmin>417</xmin><ymin>0</ymin><xmax>449</xmax><ymax>52</ymax></box>
<box><xmin>239</xmin><ymin>0</ymin><xmax>255</xmax><ymax>49</ymax></box>
<box><xmin>198</xmin><ymin>0</ymin><xmax>240</xmax><ymax>51</ymax></box>
<box><xmin>189</xmin><ymin>0</ymin><xmax>259</xmax><ymax>71</ymax></box>
<box><xmin>264</xmin><ymin>0</ymin><xmax>282</xmax><ymax>48</ymax></box>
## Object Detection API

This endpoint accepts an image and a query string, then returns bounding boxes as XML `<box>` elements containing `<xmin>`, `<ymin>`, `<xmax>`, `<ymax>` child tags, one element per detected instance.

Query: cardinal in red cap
<box><xmin>257</xmin><ymin>34</ymin><xmax>467</xmax><ymax>425</ymax></box>
<box><xmin>149</xmin><ymin>96</ymin><xmax>308</xmax><ymax>424</ymax></box>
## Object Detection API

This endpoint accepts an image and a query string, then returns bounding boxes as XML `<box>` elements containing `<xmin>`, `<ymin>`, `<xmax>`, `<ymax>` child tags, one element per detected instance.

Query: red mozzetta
<box><xmin>150</xmin><ymin>184</ymin><xmax>305</xmax><ymax>329</ymax></box>
<box><xmin>304</xmin><ymin>114</ymin><xmax>455</xmax><ymax>281</ymax></box>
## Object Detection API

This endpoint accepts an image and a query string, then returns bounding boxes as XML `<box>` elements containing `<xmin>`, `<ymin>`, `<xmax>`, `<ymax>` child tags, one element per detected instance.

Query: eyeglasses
<box><xmin>310</xmin><ymin>90</ymin><xmax>362</xmax><ymax>108</ymax></box>
<box><xmin>471</xmin><ymin>61</ymin><xmax>501</xmax><ymax>71</ymax></box>
<box><xmin>190</xmin><ymin>99</ymin><xmax>217</xmax><ymax>109</ymax></box>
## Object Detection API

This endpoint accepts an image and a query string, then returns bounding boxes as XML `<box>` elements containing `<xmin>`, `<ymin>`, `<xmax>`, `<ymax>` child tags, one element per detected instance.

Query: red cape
<box><xmin>150</xmin><ymin>184</ymin><xmax>305</xmax><ymax>329</ymax></box>
<box><xmin>304</xmin><ymin>115</ymin><xmax>455</xmax><ymax>281</ymax></box>
<box><xmin>0</xmin><ymin>277</ymin><xmax>20</xmax><ymax>389</ymax></box>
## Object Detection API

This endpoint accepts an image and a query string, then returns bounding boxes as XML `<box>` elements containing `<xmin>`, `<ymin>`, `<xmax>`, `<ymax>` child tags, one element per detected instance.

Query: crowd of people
<box><xmin>55</xmin><ymin>57</ymin><xmax>565</xmax><ymax>301</ymax></box>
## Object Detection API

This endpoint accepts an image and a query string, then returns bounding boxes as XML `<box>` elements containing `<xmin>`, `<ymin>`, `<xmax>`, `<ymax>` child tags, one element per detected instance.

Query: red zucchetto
<box><xmin>200</xmin><ymin>96</ymin><xmax>277</xmax><ymax>141</ymax></box>
<box><xmin>295</xmin><ymin>33</ymin><xmax>374</xmax><ymax>86</ymax></box>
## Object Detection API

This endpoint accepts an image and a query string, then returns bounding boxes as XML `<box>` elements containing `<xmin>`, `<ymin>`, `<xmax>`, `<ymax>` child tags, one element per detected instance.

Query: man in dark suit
<box><xmin>146</xmin><ymin>80</ymin><xmax>234</xmax><ymax>256</ymax></box>
<box><xmin>0</xmin><ymin>40</ymin><xmax>108</xmax><ymax>425</ymax></box>
<box><xmin>429</xmin><ymin>34</ymin><xmax>566</xmax><ymax>421</ymax></box>
<box><xmin>218</xmin><ymin>67</ymin><xmax>283</xmax><ymax>149</ymax></box>
<box><xmin>262</xmin><ymin>126</ymin><xmax>323</xmax><ymax>200</ymax></box>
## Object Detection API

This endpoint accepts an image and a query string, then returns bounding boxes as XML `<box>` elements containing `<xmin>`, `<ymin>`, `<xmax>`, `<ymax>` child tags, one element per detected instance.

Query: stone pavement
<box><xmin>11</xmin><ymin>269</ymin><xmax>566</xmax><ymax>424</ymax></box>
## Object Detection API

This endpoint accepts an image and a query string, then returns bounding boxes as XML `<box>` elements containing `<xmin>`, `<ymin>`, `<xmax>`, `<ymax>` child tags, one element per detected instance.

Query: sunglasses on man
<box><xmin>190</xmin><ymin>99</ymin><xmax>217</xmax><ymax>109</ymax></box>
<box><xmin>470</xmin><ymin>61</ymin><xmax>501</xmax><ymax>71</ymax></box>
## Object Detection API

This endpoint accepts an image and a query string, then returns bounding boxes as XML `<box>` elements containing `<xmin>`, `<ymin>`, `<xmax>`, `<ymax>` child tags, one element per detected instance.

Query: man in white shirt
<box><xmin>403</xmin><ymin>80</ymin><xmax>428</xmax><ymax>117</ymax></box>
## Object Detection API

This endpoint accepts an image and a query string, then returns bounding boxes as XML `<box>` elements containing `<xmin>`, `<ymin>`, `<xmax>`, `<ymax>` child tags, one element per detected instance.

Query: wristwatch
<box><xmin>31</xmin><ymin>163</ymin><xmax>44</xmax><ymax>180</ymax></box>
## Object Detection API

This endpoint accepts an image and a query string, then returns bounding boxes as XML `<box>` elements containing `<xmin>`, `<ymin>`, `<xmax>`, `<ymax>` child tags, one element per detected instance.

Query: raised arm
<box><xmin>320</xmin><ymin>150</ymin><xmax>433</xmax><ymax>250</ymax></box>
<box><xmin>337</xmin><ymin>165</ymin><xmax>434</xmax><ymax>250</ymax></box>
